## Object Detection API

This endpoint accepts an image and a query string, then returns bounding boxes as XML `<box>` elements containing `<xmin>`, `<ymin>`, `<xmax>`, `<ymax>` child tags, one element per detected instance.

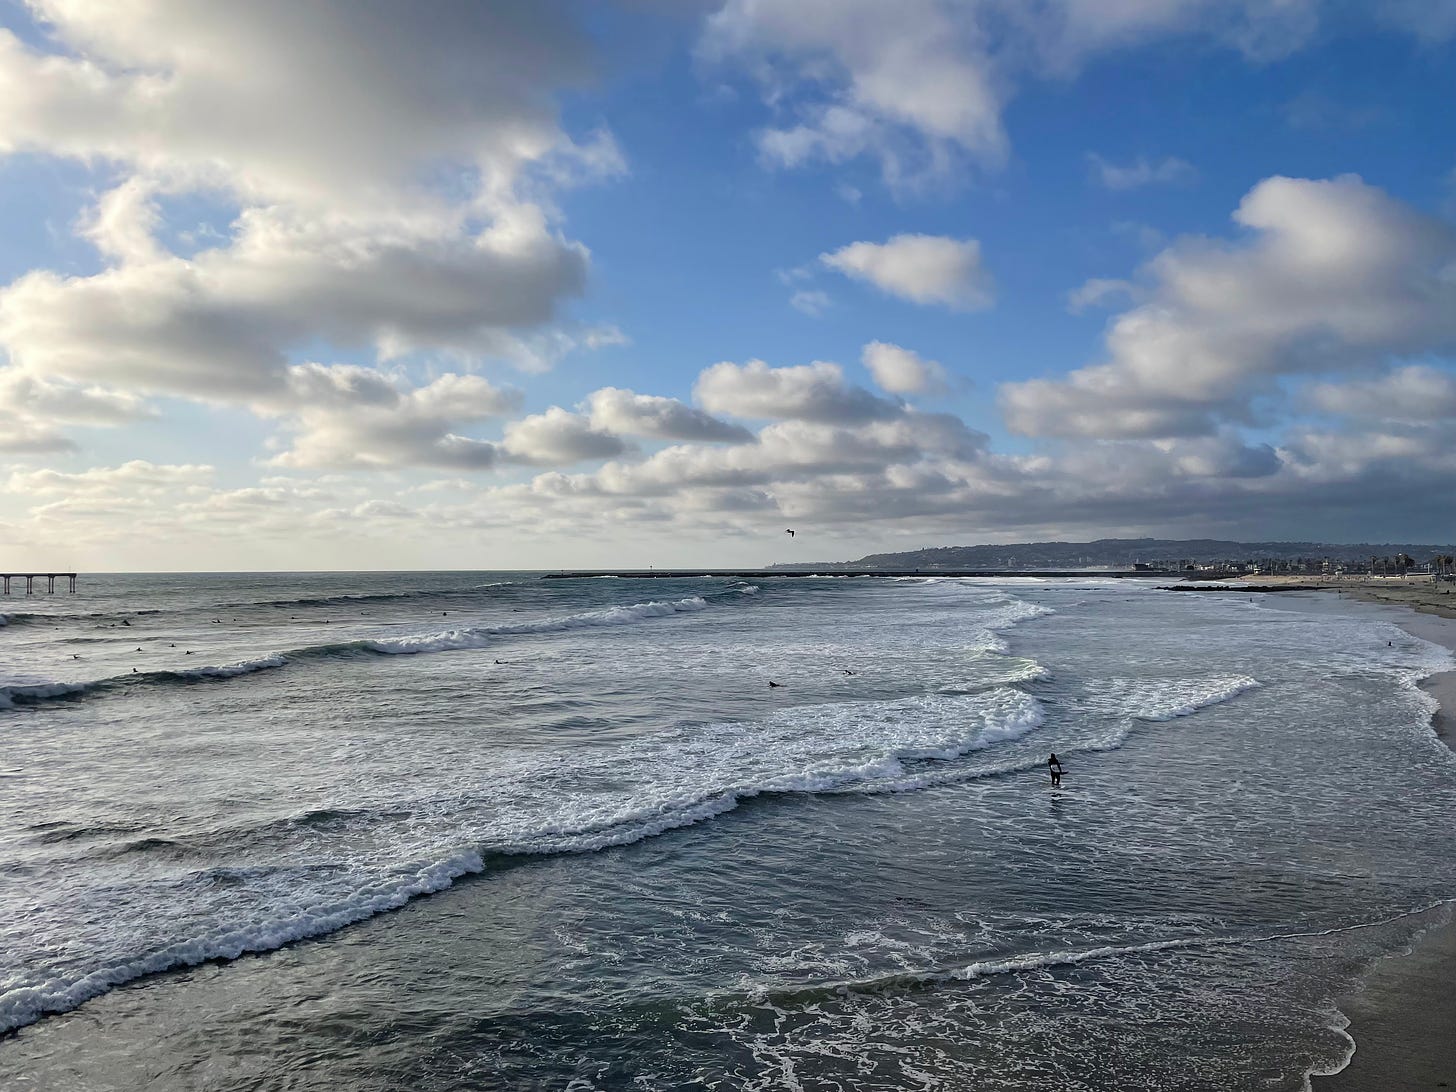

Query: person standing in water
<box><xmin>1048</xmin><ymin>753</ymin><xmax>1063</xmax><ymax>787</ymax></box>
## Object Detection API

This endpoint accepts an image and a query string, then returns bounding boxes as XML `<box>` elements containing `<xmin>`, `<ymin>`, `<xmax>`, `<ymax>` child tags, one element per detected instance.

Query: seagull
<box><xmin>785</xmin><ymin>529</ymin><xmax>795</xmax><ymax>538</ymax></box>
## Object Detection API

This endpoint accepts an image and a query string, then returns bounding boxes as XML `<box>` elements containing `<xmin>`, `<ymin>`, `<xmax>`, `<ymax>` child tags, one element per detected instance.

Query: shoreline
<box><xmin>1264</xmin><ymin>582</ymin><xmax>1456</xmax><ymax>1091</ymax></box>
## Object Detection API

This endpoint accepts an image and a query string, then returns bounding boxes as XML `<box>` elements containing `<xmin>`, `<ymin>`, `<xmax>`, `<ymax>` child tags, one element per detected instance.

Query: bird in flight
<box><xmin>785</xmin><ymin>528</ymin><xmax>795</xmax><ymax>537</ymax></box>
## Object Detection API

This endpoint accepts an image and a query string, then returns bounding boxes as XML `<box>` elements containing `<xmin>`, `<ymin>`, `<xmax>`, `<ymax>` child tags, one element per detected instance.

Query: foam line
<box><xmin>0</xmin><ymin>851</ymin><xmax>485</xmax><ymax>1034</ymax></box>
<box><xmin>0</xmin><ymin>686</ymin><xmax>1045</xmax><ymax>1031</ymax></box>
<box><xmin>0</xmin><ymin>596</ymin><xmax>723</xmax><ymax>710</ymax></box>
<box><xmin>740</xmin><ymin>897</ymin><xmax>1456</xmax><ymax>1004</ymax></box>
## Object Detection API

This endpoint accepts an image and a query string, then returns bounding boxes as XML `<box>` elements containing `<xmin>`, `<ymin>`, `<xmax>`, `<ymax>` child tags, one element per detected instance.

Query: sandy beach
<box><xmin>1239</xmin><ymin>579</ymin><xmax>1456</xmax><ymax>1091</ymax></box>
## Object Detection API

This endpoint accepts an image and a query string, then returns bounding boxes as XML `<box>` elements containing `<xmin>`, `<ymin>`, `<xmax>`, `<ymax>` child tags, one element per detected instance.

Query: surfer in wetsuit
<box><xmin>1048</xmin><ymin>752</ymin><xmax>1063</xmax><ymax>787</ymax></box>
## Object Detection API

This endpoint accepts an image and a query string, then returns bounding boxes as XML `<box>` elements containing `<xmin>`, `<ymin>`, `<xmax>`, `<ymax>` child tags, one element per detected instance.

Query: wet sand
<box><xmin>1297</xmin><ymin>584</ymin><xmax>1456</xmax><ymax>1091</ymax></box>
<box><xmin>1229</xmin><ymin>573</ymin><xmax>1456</xmax><ymax>622</ymax></box>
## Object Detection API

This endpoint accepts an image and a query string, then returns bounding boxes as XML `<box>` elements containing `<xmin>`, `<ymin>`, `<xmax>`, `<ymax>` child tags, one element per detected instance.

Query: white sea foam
<box><xmin>1083</xmin><ymin>675</ymin><xmax>1260</xmax><ymax>722</ymax></box>
<box><xmin>0</xmin><ymin>684</ymin><xmax>1044</xmax><ymax>1031</ymax></box>
<box><xmin>164</xmin><ymin>655</ymin><xmax>288</xmax><ymax>680</ymax></box>
<box><xmin>940</xmin><ymin>658</ymin><xmax>1049</xmax><ymax>690</ymax></box>
<box><xmin>0</xmin><ymin>849</ymin><xmax>486</xmax><ymax>1034</ymax></box>
<box><xmin>1</xmin><ymin>597</ymin><xmax>722</xmax><ymax>709</ymax></box>
<box><xmin>791</xmin><ymin>899</ymin><xmax>1456</xmax><ymax>1000</ymax></box>
<box><xmin>365</xmin><ymin>596</ymin><xmax>710</xmax><ymax>655</ymax></box>
<box><xmin>0</xmin><ymin>656</ymin><xmax>289</xmax><ymax>709</ymax></box>
<box><xmin>0</xmin><ymin>679</ymin><xmax>95</xmax><ymax>708</ymax></box>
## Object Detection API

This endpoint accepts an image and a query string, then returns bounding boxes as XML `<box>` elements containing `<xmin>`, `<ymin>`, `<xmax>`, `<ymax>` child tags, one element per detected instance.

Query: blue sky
<box><xmin>0</xmin><ymin>1</ymin><xmax>1453</xmax><ymax>570</ymax></box>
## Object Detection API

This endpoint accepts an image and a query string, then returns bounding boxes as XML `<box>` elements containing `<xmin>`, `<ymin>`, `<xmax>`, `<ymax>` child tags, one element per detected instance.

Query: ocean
<box><xmin>2</xmin><ymin>572</ymin><xmax>1454</xmax><ymax>1090</ymax></box>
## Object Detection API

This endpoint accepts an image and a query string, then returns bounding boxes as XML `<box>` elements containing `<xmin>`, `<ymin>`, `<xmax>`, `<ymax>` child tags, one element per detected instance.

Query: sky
<box><xmin>0</xmin><ymin>0</ymin><xmax>1453</xmax><ymax>572</ymax></box>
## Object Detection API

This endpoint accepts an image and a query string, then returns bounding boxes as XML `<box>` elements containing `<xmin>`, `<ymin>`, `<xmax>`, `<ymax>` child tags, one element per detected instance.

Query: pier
<box><xmin>2</xmin><ymin>573</ymin><xmax>78</xmax><ymax>595</ymax></box>
<box><xmin>544</xmin><ymin>569</ymin><xmax>1167</xmax><ymax>580</ymax></box>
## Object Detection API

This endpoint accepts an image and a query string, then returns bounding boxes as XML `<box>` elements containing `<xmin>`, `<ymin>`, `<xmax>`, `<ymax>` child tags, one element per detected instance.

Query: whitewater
<box><xmin>2</xmin><ymin>571</ymin><xmax>1454</xmax><ymax>1090</ymax></box>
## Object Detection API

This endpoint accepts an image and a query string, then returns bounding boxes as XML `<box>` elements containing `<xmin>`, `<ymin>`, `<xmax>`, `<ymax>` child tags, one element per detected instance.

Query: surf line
<box><xmin>736</xmin><ymin>897</ymin><xmax>1456</xmax><ymax>1002</ymax></box>
<box><xmin>0</xmin><ymin>595</ymin><xmax>723</xmax><ymax>710</ymax></box>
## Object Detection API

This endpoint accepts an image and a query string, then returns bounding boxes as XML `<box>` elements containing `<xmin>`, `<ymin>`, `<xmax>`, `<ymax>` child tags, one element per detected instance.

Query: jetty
<box><xmin>544</xmin><ymin>569</ymin><xmax>1165</xmax><ymax>580</ymax></box>
<box><xmin>2</xmin><ymin>573</ymin><xmax>78</xmax><ymax>595</ymax></box>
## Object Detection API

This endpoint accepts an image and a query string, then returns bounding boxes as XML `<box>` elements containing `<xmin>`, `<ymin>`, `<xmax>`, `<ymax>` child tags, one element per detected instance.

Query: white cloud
<box><xmin>695</xmin><ymin>359</ymin><xmax>902</xmax><ymax>423</ymax></box>
<box><xmin>8</xmin><ymin>460</ymin><xmax>214</xmax><ymax>496</ymax></box>
<box><xmin>501</xmin><ymin>407</ymin><xmax>631</xmax><ymax>466</ymax></box>
<box><xmin>581</xmin><ymin>411</ymin><xmax>987</xmax><ymax>498</ymax></box>
<box><xmin>0</xmin><ymin>1</ymin><xmax>618</xmax><ymax>458</ymax></box>
<box><xmin>701</xmin><ymin>0</ymin><xmax>1006</xmax><ymax>189</ymax></box>
<box><xmin>861</xmin><ymin>341</ymin><xmax>949</xmax><ymax>396</ymax></box>
<box><xmin>266</xmin><ymin>366</ymin><xmax>520</xmax><ymax>472</ymax></box>
<box><xmin>0</xmin><ymin>417</ymin><xmax>75</xmax><ymax>454</ymax></box>
<box><xmin>1306</xmin><ymin>365</ymin><xmax>1456</xmax><ymax>422</ymax></box>
<box><xmin>1066</xmin><ymin>277</ymin><xmax>1133</xmax><ymax>313</ymax></box>
<box><xmin>1377</xmin><ymin>0</ymin><xmax>1456</xmax><ymax>43</ymax></box>
<box><xmin>0</xmin><ymin>203</ymin><xmax>589</xmax><ymax>402</ymax></box>
<box><xmin>1087</xmin><ymin>153</ymin><xmax>1195</xmax><ymax>191</ymax></box>
<box><xmin>0</xmin><ymin>1</ymin><xmax>596</xmax><ymax>205</ymax></box>
<box><xmin>700</xmin><ymin>0</ymin><xmax>1336</xmax><ymax>190</ymax></box>
<box><xmin>1001</xmin><ymin>175</ymin><xmax>1456</xmax><ymax>439</ymax></box>
<box><xmin>1016</xmin><ymin>1</ymin><xmax>1322</xmax><ymax>69</ymax></box>
<box><xmin>0</xmin><ymin>370</ymin><xmax>153</xmax><ymax>426</ymax></box>
<box><xmin>789</xmin><ymin>289</ymin><xmax>832</xmax><ymax>316</ymax></box>
<box><xmin>584</xmin><ymin>388</ymin><xmax>752</xmax><ymax>443</ymax></box>
<box><xmin>821</xmin><ymin>234</ymin><xmax>994</xmax><ymax>311</ymax></box>
<box><xmin>0</xmin><ymin>368</ymin><xmax>154</xmax><ymax>455</ymax></box>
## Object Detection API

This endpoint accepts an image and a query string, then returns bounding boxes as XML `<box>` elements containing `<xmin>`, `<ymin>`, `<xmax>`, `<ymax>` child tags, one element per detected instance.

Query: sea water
<box><xmin>2</xmin><ymin>573</ymin><xmax>1453</xmax><ymax>1089</ymax></box>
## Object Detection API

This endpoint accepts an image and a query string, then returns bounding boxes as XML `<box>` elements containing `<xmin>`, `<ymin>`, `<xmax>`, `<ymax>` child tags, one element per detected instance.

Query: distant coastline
<box><xmin>767</xmin><ymin>537</ymin><xmax>1456</xmax><ymax>576</ymax></box>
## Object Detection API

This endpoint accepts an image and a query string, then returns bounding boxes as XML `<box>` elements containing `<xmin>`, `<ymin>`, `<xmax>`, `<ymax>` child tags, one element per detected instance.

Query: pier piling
<box><xmin>1</xmin><ymin>572</ymin><xmax>78</xmax><ymax>595</ymax></box>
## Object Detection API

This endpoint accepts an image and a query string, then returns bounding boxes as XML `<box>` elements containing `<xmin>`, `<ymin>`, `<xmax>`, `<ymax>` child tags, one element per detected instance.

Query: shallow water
<box><xmin>3</xmin><ymin>573</ymin><xmax>1453</xmax><ymax>1089</ymax></box>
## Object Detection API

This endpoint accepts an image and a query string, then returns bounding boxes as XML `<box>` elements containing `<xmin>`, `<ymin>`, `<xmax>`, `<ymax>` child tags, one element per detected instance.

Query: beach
<box><xmin>1243</xmin><ymin>579</ymin><xmax>1456</xmax><ymax>1091</ymax></box>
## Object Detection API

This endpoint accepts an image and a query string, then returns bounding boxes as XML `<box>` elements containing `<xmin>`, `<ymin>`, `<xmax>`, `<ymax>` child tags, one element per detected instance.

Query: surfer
<box><xmin>1048</xmin><ymin>752</ymin><xmax>1063</xmax><ymax>788</ymax></box>
<box><xmin>768</xmin><ymin>681</ymin><xmax>784</xmax><ymax>688</ymax></box>
<box><xmin>843</xmin><ymin>669</ymin><xmax>856</xmax><ymax>676</ymax></box>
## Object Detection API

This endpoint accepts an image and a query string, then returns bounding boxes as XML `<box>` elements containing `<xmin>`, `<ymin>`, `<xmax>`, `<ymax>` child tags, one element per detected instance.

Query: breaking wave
<box><xmin>0</xmin><ymin>597</ymin><xmax>721</xmax><ymax>710</ymax></box>
<box><xmin>0</xmin><ymin>684</ymin><xmax>1045</xmax><ymax>1033</ymax></box>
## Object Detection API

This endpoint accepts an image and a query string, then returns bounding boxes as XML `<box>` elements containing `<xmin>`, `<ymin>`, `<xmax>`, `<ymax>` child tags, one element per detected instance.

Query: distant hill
<box><xmin>768</xmin><ymin>538</ymin><xmax>1455</xmax><ymax>571</ymax></box>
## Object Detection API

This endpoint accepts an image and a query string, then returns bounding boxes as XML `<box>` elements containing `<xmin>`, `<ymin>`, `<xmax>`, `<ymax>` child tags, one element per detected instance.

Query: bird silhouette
<box><xmin>785</xmin><ymin>529</ymin><xmax>795</xmax><ymax>537</ymax></box>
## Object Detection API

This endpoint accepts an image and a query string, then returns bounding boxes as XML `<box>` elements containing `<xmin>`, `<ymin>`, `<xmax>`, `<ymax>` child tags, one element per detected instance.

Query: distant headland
<box><xmin>767</xmin><ymin>537</ymin><xmax>1456</xmax><ymax>576</ymax></box>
